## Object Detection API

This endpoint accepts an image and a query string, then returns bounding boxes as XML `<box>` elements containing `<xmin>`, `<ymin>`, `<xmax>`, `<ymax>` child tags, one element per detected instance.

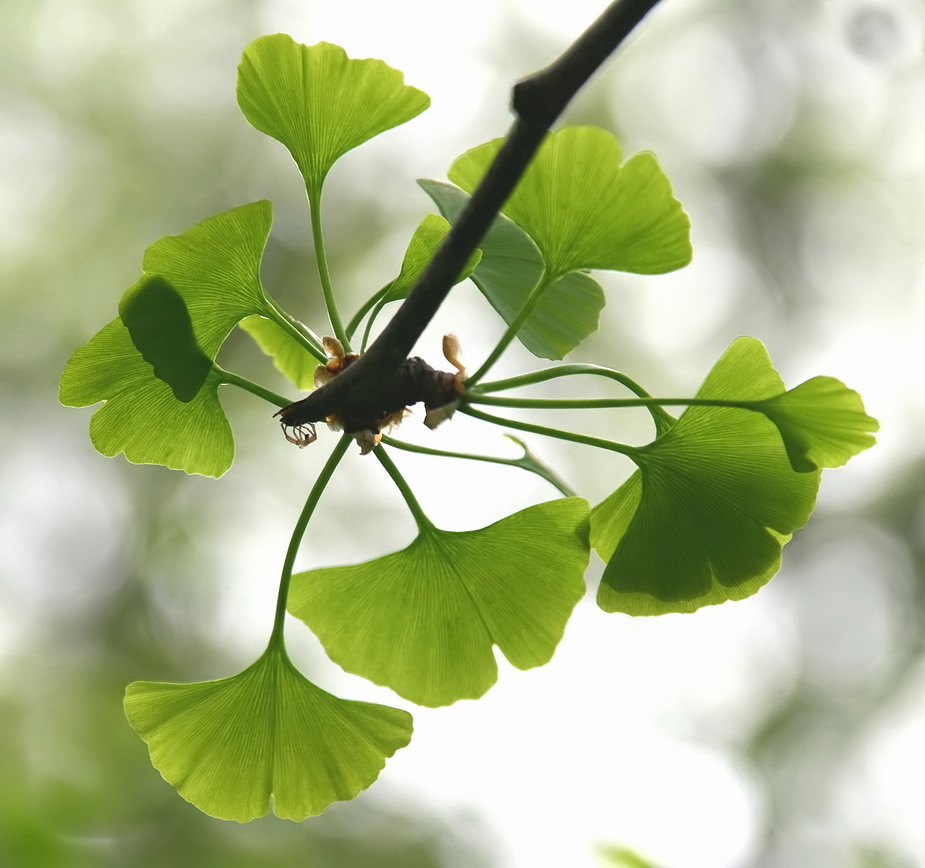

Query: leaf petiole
<box><xmin>372</xmin><ymin>445</ymin><xmax>435</xmax><ymax>533</ymax></box>
<box><xmin>308</xmin><ymin>192</ymin><xmax>351</xmax><ymax>351</ymax></box>
<box><xmin>346</xmin><ymin>281</ymin><xmax>393</xmax><ymax>342</ymax></box>
<box><xmin>260</xmin><ymin>294</ymin><xmax>327</xmax><ymax>362</ymax></box>
<box><xmin>466</xmin><ymin>393</ymin><xmax>760</xmax><ymax>413</ymax></box>
<box><xmin>214</xmin><ymin>365</ymin><xmax>291</xmax><ymax>408</ymax></box>
<box><xmin>380</xmin><ymin>433</ymin><xmax>577</xmax><ymax>497</ymax></box>
<box><xmin>459</xmin><ymin>403</ymin><xmax>639</xmax><ymax>458</ymax></box>
<box><xmin>270</xmin><ymin>434</ymin><xmax>352</xmax><ymax>646</ymax></box>
<box><xmin>466</xmin><ymin>270</ymin><xmax>557</xmax><ymax>386</ymax></box>
<box><xmin>475</xmin><ymin>363</ymin><xmax>676</xmax><ymax>434</ymax></box>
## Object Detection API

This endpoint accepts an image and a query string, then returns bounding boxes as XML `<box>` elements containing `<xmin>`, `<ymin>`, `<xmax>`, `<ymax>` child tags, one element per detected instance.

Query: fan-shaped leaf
<box><xmin>288</xmin><ymin>498</ymin><xmax>590</xmax><ymax>707</ymax></box>
<box><xmin>448</xmin><ymin>126</ymin><xmax>691</xmax><ymax>277</ymax></box>
<box><xmin>236</xmin><ymin>36</ymin><xmax>430</xmax><ymax>195</ymax></box>
<box><xmin>419</xmin><ymin>178</ymin><xmax>605</xmax><ymax>359</ymax></box>
<box><xmin>61</xmin><ymin>201</ymin><xmax>277</xmax><ymax>474</ymax></box>
<box><xmin>130</xmin><ymin>199</ymin><xmax>275</xmax><ymax>359</ymax></box>
<box><xmin>756</xmin><ymin>376</ymin><xmax>879</xmax><ymax>472</ymax></box>
<box><xmin>124</xmin><ymin>645</ymin><xmax>412</xmax><ymax>822</ymax></box>
<box><xmin>59</xmin><ymin>318</ymin><xmax>233</xmax><ymax>477</ymax></box>
<box><xmin>591</xmin><ymin>337</ymin><xmax>820</xmax><ymax>615</ymax></box>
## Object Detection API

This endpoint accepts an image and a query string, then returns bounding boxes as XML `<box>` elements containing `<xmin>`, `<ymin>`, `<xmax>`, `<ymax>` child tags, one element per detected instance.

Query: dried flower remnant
<box><xmin>275</xmin><ymin>335</ymin><xmax>467</xmax><ymax>453</ymax></box>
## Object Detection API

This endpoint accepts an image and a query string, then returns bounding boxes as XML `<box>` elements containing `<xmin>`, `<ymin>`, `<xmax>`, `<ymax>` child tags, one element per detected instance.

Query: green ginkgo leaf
<box><xmin>591</xmin><ymin>337</ymin><xmax>820</xmax><ymax>616</ymax></box>
<box><xmin>119</xmin><ymin>200</ymin><xmax>273</xmax><ymax>372</ymax></box>
<box><xmin>419</xmin><ymin>179</ymin><xmax>605</xmax><ymax>359</ymax></box>
<box><xmin>756</xmin><ymin>376</ymin><xmax>879</xmax><ymax>472</ymax></box>
<box><xmin>236</xmin><ymin>35</ymin><xmax>430</xmax><ymax>196</ymax></box>
<box><xmin>288</xmin><ymin>498</ymin><xmax>590</xmax><ymax>707</ymax></box>
<box><xmin>134</xmin><ymin>199</ymin><xmax>275</xmax><ymax>358</ymax></box>
<box><xmin>448</xmin><ymin>126</ymin><xmax>692</xmax><ymax>277</ymax></box>
<box><xmin>59</xmin><ymin>318</ymin><xmax>234</xmax><ymax>477</ymax></box>
<box><xmin>239</xmin><ymin>314</ymin><xmax>318</xmax><ymax>390</ymax></box>
<box><xmin>124</xmin><ymin>644</ymin><xmax>412</xmax><ymax>822</ymax></box>
<box><xmin>385</xmin><ymin>213</ymin><xmax>481</xmax><ymax>301</ymax></box>
<box><xmin>61</xmin><ymin>201</ymin><xmax>278</xmax><ymax>475</ymax></box>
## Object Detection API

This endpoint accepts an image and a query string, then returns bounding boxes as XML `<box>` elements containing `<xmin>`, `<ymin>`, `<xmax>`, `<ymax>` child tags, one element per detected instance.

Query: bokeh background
<box><xmin>2</xmin><ymin>0</ymin><xmax>924</xmax><ymax>866</ymax></box>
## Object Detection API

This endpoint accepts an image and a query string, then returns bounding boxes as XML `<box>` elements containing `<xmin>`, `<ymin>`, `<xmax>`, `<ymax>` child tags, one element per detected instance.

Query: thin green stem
<box><xmin>474</xmin><ymin>364</ymin><xmax>676</xmax><ymax>434</ymax></box>
<box><xmin>262</xmin><ymin>295</ymin><xmax>327</xmax><ymax>362</ymax></box>
<box><xmin>459</xmin><ymin>404</ymin><xmax>639</xmax><ymax>458</ymax></box>
<box><xmin>466</xmin><ymin>270</ymin><xmax>556</xmax><ymax>386</ymax></box>
<box><xmin>373</xmin><ymin>445</ymin><xmax>435</xmax><ymax>533</ymax></box>
<box><xmin>360</xmin><ymin>293</ymin><xmax>391</xmax><ymax>353</ymax></box>
<box><xmin>214</xmin><ymin>365</ymin><xmax>291</xmax><ymax>408</ymax></box>
<box><xmin>308</xmin><ymin>191</ymin><xmax>350</xmax><ymax>351</ymax></box>
<box><xmin>466</xmin><ymin>394</ymin><xmax>760</xmax><ymax>412</ymax></box>
<box><xmin>346</xmin><ymin>281</ymin><xmax>393</xmax><ymax>342</ymax></box>
<box><xmin>477</xmin><ymin>363</ymin><xmax>646</xmax><ymax>395</ymax></box>
<box><xmin>380</xmin><ymin>434</ymin><xmax>577</xmax><ymax>498</ymax></box>
<box><xmin>269</xmin><ymin>434</ymin><xmax>352</xmax><ymax>646</ymax></box>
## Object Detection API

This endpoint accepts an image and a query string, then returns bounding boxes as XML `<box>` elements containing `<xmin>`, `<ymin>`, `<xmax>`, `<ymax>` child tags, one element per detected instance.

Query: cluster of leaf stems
<box><xmin>215</xmin><ymin>194</ymin><xmax>757</xmax><ymax>657</ymax></box>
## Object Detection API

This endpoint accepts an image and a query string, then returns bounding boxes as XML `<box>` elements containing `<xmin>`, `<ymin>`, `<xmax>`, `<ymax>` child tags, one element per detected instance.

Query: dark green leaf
<box><xmin>119</xmin><ymin>276</ymin><xmax>212</xmax><ymax>402</ymax></box>
<box><xmin>591</xmin><ymin>338</ymin><xmax>820</xmax><ymax>615</ymax></box>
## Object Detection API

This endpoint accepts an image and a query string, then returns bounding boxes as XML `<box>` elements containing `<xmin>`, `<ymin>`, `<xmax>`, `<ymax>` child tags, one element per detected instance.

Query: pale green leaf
<box><xmin>124</xmin><ymin>645</ymin><xmax>412</xmax><ymax>821</ymax></box>
<box><xmin>591</xmin><ymin>337</ymin><xmax>820</xmax><ymax>615</ymax></box>
<box><xmin>133</xmin><ymin>199</ymin><xmax>275</xmax><ymax>358</ymax></box>
<box><xmin>288</xmin><ymin>498</ymin><xmax>590</xmax><ymax>707</ymax></box>
<box><xmin>756</xmin><ymin>376</ymin><xmax>879</xmax><ymax>472</ymax></box>
<box><xmin>239</xmin><ymin>314</ymin><xmax>318</xmax><ymax>390</ymax></box>
<box><xmin>448</xmin><ymin>126</ymin><xmax>691</xmax><ymax>277</ymax></box>
<box><xmin>236</xmin><ymin>36</ymin><xmax>430</xmax><ymax>194</ymax></box>
<box><xmin>59</xmin><ymin>318</ymin><xmax>233</xmax><ymax>477</ymax></box>
<box><xmin>61</xmin><ymin>201</ymin><xmax>277</xmax><ymax>474</ymax></box>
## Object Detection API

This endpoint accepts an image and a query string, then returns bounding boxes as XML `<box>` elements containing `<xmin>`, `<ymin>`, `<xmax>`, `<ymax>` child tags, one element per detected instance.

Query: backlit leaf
<box><xmin>591</xmin><ymin>337</ymin><xmax>820</xmax><ymax>615</ymax></box>
<box><xmin>288</xmin><ymin>498</ymin><xmax>590</xmax><ymax>707</ymax></box>
<box><xmin>448</xmin><ymin>126</ymin><xmax>691</xmax><ymax>277</ymax></box>
<box><xmin>756</xmin><ymin>376</ymin><xmax>879</xmax><ymax>472</ymax></box>
<box><xmin>59</xmin><ymin>318</ymin><xmax>233</xmax><ymax>477</ymax></box>
<box><xmin>419</xmin><ymin>178</ymin><xmax>605</xmax><ymax>359</ymax></box>
<box><xmin>124</xmin><ymin>644</ymin><xmax>412</xmax><ymax>822</ymax></box>
<box><xmin>239</xmin><ymin>314</ymin><xmax>318</xmax><ymax>390</ymax></box>
<box><xmin>386</xmin><ymin>213</ymin><xmax>481</xmax><ymax>301</ymax></box>
<box><xmin>61</xmin><ymin>201</ymin><xmax>278</xmax><ymax>474</ymax></box>
<box><xmin>236</xmin><ymin>35</ymin><xmax>430</xmax><ymax>195</ymax></box>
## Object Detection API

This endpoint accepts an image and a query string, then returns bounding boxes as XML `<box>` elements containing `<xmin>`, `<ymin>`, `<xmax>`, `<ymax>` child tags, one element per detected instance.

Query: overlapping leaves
<box><xmin>288</xmin><ymin>498</ymin><xmax>590</xmax><ymax>707</ymax></box>
<box><xmin>591</xmin><ymin>337</ymin><xmax>876</xmax><ymax>615</ymax></box>
<box><xmin>448</xmin><ymin>126</ymin><xmax>692</xmax><ymax>278</ymax></box>
<box><xmin>419</xmin><ymin>179</ymin><xmax>605</xmax><ymax>360</ymax></box>
<box><xmin>124</xmin><ymin>644</ymin><xmax>412</xmax><ymax>822</ymax></box>
<box><xmin>60</xmin><ymin>201</ymin><xmax>278</xmax><ymax>476</ymax></box>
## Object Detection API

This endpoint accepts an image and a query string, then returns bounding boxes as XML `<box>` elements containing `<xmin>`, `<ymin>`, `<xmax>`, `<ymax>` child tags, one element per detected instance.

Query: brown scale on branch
<box><xmin>275</xmin><ymin>334</ymin><xmax>466</xmax><ymax>454</ymax></box>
